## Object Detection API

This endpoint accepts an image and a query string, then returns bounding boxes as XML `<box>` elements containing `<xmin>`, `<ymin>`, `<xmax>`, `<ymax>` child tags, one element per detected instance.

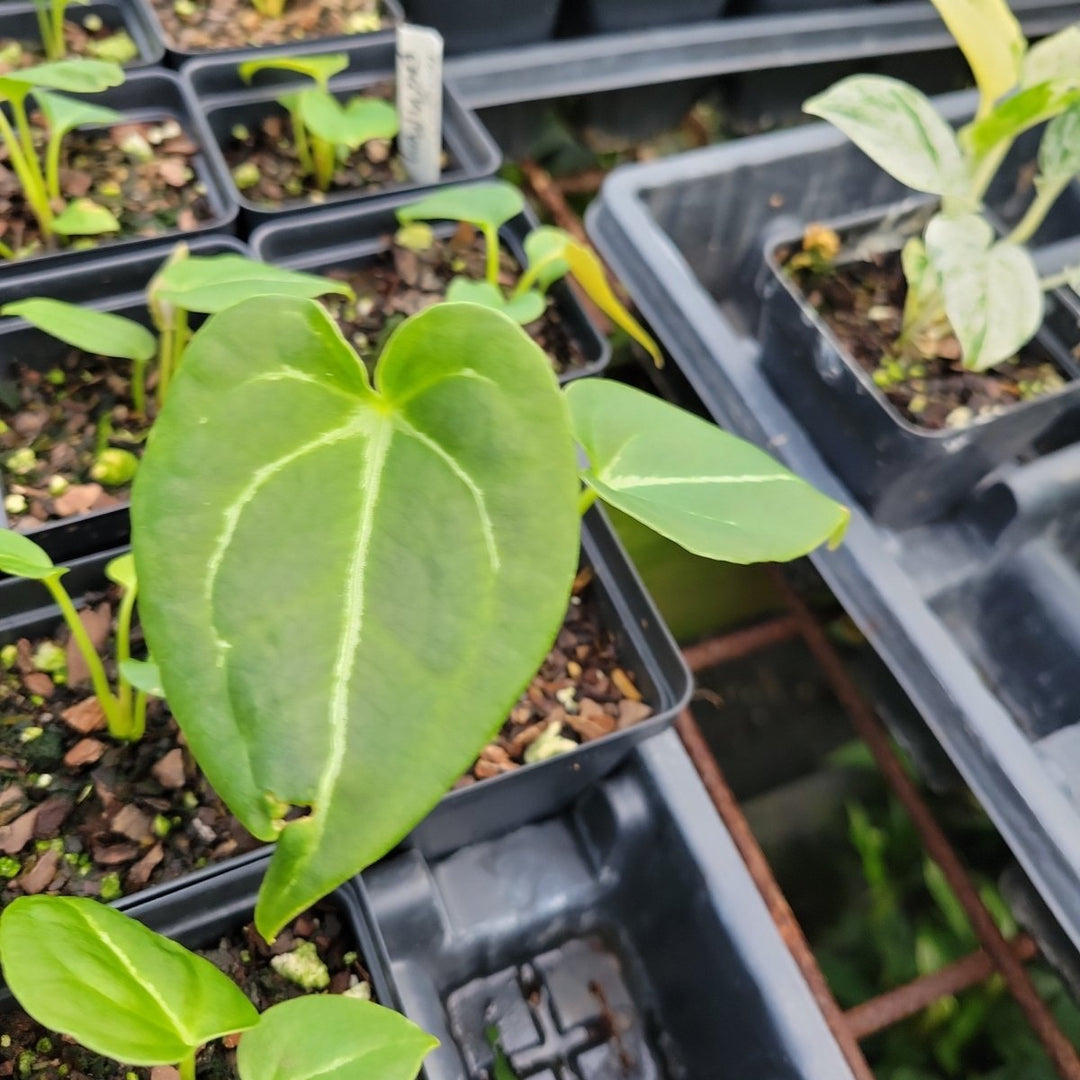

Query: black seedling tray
<box><xmin>360</xmin><ymin>731</ymin><xmax>856</xmax><ymax>1079</ymax></box>
<box><xmin>130</xmin><ymin>0</ymin><xmax>402</xmax><ymax>68</ymax></box>
<box><xmin>0</xmin><ymin>0</ymin><xmax>165</xmax><ymax>68</ymax></box>
<box><xmin>248</xmin><ymin>184</ymin><xmax>611</xmax><ymax>383</ymax></box>
<box><xmin>183</xmin><ymin>37</ymin><xmax>501</xmax><ymax>232</ymax></box>
<box><xmin>0</xmin><ymin>236</ymin><xmax>250</xmax><ymax>566</ymax></box>
<box><xmin>586</xmin><ymin>88</ymin><xmax>1080</xmax><ymax>956</ymax></box>
<box><xmin>0</xmin><ymin>71</ymin><xmax>239</xmax><ymax>279</ymax></box>
<box><xmin>399</xmin><ymin>0</ymin><xmax>560</xmax><ymax>55</ymax></box>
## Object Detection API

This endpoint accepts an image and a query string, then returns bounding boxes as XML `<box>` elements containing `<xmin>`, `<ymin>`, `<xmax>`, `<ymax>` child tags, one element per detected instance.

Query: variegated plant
<box><xmin>804</xmin><ymin>0</ymin><xmax>1080</xmax><ymax>372</ymax></box>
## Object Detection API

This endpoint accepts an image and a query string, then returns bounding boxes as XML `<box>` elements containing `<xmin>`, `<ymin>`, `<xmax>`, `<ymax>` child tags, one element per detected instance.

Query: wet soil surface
<box><xmin>0</xmin><ymin>19</ymin><xmax>139</xmax><ymax>72</ymax></box>
<box><xmin>322</xmin><ymin>224</ymin><xmax>589</xmax><ymax>377</ymax></box>
<box><xmin>0</xmin><ymin>120</ymin><xmax>215</xmax><ymax>261</ymax></box>
<box><xmin>151</xmin><ymin>0</ymin><xmax>388</xmax><ymax>54</ymax></box>
<box><xmin>1</xmin><ymin>348</ymin><xmax>152</xmax><ymax>529</ymax></box>
<box><xmin>781</xmin><ymin>243</ymin><xmax>1067</xmax><ymax>430</ymax></box>
<box><xmin>0</xmin><ymin>898</ymin><xmax>373</xmax><ymax>1080</ymax></box>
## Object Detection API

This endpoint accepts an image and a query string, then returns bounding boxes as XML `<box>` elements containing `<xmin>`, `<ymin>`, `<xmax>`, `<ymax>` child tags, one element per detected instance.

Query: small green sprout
<box><xmin>397</xmin><ymin>181</ymin><xmax>663</xmax><ymax>364</ymax></box>
<box><xmin>238</xmin><ymin>54</ymin><xmax>399</xmax><ymax>192</ymax></box>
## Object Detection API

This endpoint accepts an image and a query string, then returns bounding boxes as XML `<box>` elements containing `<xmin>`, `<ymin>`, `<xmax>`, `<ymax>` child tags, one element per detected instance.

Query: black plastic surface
<box><xmin>360</xmin><ymin>732</ymin><xmax>855</xmax><ymax>1079</ymax></box>
<box><xmin>182</xmin><ymin>38</ymin><xmax>501</xmax><ymax>231</ymax></box>
<box><xmin>586</xmin><ymin>88</ymin><xmax>1080</xmax><ymax>956</ymax></box>
<box><xmin>0</xmin><ymin>71</ymin><xmax>238</xmax><ymax>278</ymax></box>
<box><xmin>248</xmin><ymin>184</ymin><xmax>610</xmax><ymax>383</ymax></box>
<box><xmin>0</xmin><ymin>236</ymin><xmax>250</xmax><ymax>564</ymax></box>
<box><xmin>561</xmin><ymin>0</ymin><xmax>727</xmax><ymax>36</ymax></box>
<box><xmin>400</xmin><ymin>0</ymin><xmax>559</xmax><ymax>55</ymax></box>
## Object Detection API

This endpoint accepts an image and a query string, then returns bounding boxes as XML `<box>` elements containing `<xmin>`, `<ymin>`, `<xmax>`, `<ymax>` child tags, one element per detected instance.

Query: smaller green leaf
<box><xmin>963</xmin><ymin>78</ymin><xmax>1080</xmax><ymax>160</ymax></box>
<box><xmin>34</xmin><ymin>90</ymin><xmax>121</xmax><ymax>138</ymax></box>
<box><xmin>152</xmin><ymin>254</ymin><xmax>354</xmax><ymax>314</ymax></box>
<box><xmin>237</xmin><ymin>996</ymin><xmax>438</xmax><ymax>1080</ymax></box>
<box><xmin>239</xmin><ymin>54</ymin><xmax>349</xmax><ymax>91</ymax></box>
<box><xmin>445</xmin><ymin>277</ymin><xmax>545</xmax><ymax>324</ymax></box>
<box><xmin>1038</xmin><ymin>100</ymin><xmax>1080</xmax><ymax>185</ymax></box>
<box><xmin>0</xmin><ymin>529</ymin><xmax>63</xmax><ymax>580</ymax></box>
<box><xmin>805</xmin><ymin>75</ymin><xmax>968</xmax><ymax>199</ymax></box>
<box><xmin>1</xmin><ymin>299</ymin><xmax>154</xmax><ymax>362</ymax></box>
<box><xmin>53</xmin><ymin>198</ymin><xmax>120</xmax><ymax>237</ymax></box>
<box><xmin>0</xmin><ymin>896</ymin><xmax>258</xmax><ymax>1066</ymax></box>
<box><xmin>1</xmin><ymin>58</ymin><xmax>124</xmax><ymax>93</ymax></box>
<box><xmin>567</xmin><ymin>380</ymin><xmax>850</xmax><ymax>562</ymax></box>
<box><xmin>297</xmin><ymin>89</ymin><xmax>398</xmax><ymax>150</ymax></box>
<box><xmin>397</xmin><ymin>181</ymin><xmax>525</xmax><ymax>234</ymax></box>
<box><xmin>119</xmin><ymin>658</ymin><xmax>163</xmax><ymax>697</ymax></box>
<box><xmin>104</xmin><ymin>552</ymin><xmax>136</xmax><ymax>590</ymax></box>
<box><xmin>523</xmin><ymin>226</ymin><xmax>570</xmax><ymax>292</ymax></box>
<box><xmin>1021</xmin><ymin>24</ymin><xmax>1080</xmax><ymax>87</ymax></box>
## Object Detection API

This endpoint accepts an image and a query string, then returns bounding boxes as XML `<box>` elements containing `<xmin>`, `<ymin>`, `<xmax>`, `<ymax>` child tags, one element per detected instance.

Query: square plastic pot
<box><xmin>0</xmin><ymin>0</ymin><xmax>165</xmax><ymax>68</ymax></box>
<box><xmin>559</xmin><ymin>0</ymin><xmax>727</xmax><ymax>35</ymax></box>
<box><xmin>248</xmin><ymin>185</ymin><xmax>610</xmax><ymax>383</ymax></box>
<box><xmin>0</xmin><ymin>70</ymin><xmax>239</xmax><ymax>279</ymax></box>
<box><xmin>399</xmin><ymin>0</ymin><xmax>559</xmax><ymax>55</ymax></box>
<box><xmin>0</xmin><ymin>235</ymin><xmax>251</xmax><ymax>564</ymax></box>
<box><xmin>182</xmin><ymin>37</ymin><xmax>501</xmax><ymax>232</ymax></box>
<box><xmin>360</xmin><ymin>732</ymin><xmax>856</xmax><ymax>1079</ymax></box>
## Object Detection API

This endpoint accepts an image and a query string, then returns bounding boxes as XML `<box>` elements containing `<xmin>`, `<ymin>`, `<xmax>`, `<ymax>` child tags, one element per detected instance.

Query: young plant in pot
<box><xmin>0</xmin><ymin>0</ymin><xmax>139</xmax><ymax>69</ymax></box>
<box><xmin>0</xmin><ymin>245</ymin><xmax>352</xmax><ymax>530</ymax></box>
<box><xmin>760</xmin><ymin>0</ymin><xmax>1080</xmax><ymax>528</ymax></box>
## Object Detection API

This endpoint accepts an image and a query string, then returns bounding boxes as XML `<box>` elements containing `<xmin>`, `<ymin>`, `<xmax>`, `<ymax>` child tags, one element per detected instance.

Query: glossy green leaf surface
<box><xmin>1021</xmin><ymin>24</ymin><xmax>1080</xmax><ymax>87</ymax></box>
<box><xmin>0</xmin><ymin>58</ymin><xmax>123</xmax><ymax>93</ymax></box>
<box><xmin>152</xmin><ymin>253</ymin><xmax>354</xmax><ymax>313</ymax></box>
<box><xmin>1038</xmin><ymin>100</ymin><xmax>1080</xmax><ymax>184</ymax></box>
<box><xmin>1</xmin><ymin>299</ymin><xmax>155</xmax><ymax>362</ymax></box>
<box><xmin>237</xmin><ymin>996</ymin><xmax>437</xmax><ymax>1080</ymax></box>
<box><xmin>963</xmin><ymin>79</ymin><xmax>1080</xmax><ymax>160</ymax></box>
<box><xmin>118</xmin><ymin>657</ymin><xmax>163</xmax><ymax>696</ymax></box>
<box><xmin>132</xmin><ymin>299</ymin><xmax>580</xmax><ymax>938</ymax></box>
<box><xmin>567</xmin><ymin>380</ymin><xmax>849</xmax><ymax>561</ymax></box>
<box><xmin>52</xmin><ymin>197</ymin><xmax>120</xmax><ymax>236</ymax></box>
<box><xmin>0</xmin><ymin>529</ymin><xmax>62</xmax><ymax>580</ymax></box>
<box><xmin>0</xmin><ymin>896</ymin><xmax>259</xmax><ymax>1066</ymax></box>
<box><xmin>924</xmin><ymin>213</ymin><xmax>1043</xmax><ymax>370</ymax></box>
<box><xmin>35</xmin><ymin>90</ymin><xmax>121</xmax><ymax>137</ymax></box>
<box><xmin>239</xmin><ymin>53</ymin><xmax>348</xmax><ymax>90</ymax></box>
<box><xmin>105</xmin><ymin>551</ymin><xmax>137</xmax><ymax>589</ymax></box>
<box><xmin>297</xmin><ymin>89</ymin><xmax>398</xmax><ymax>149</ymax></box>
<box><xmin>805</xmin><ymin>75</ymin><xmax>967</xmax><ymax>198</ymax></box>
<box><xmin>396</xmin><ymin>181</ymin><xmax>525</xmax><ymax>232</ymax></box>
<box><xmin>522</xmin><ymin>227</ymin><xmax>570</xmax><ymax>291</ymax></box>
<box><xmin>445</xmin><ymin>277</ymin><xmax>545</xmax><ymax>324</ymax></box>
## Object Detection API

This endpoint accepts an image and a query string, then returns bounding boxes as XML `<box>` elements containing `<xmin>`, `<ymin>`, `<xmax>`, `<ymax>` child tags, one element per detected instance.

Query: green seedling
<box><xmin>131</xmin><ymin>296</ymin><xmax>848</xmax><ymax>939</ymax></box>
<box><xmin>0</xmin><ymin>59</ymin><xmax>124</xmax><ymax>257</ymax></box>
<box><xmin>0</xmin><ymin>896</ymin><xmax>436</xmax><ymax>1080</ymax></box>
<box><xmin>0</xmin><ymin>533</ymin><xmax>159</xmax><ymax>740</ymax></box>
<box><xmin>397</xmin><ymin>181</ymin><xmax>663</xmax><ymax>364</ymax></box>
<box><xmin>1</xmin><ymin>244</ymin><xmax>353</xmax><ymax>412</ymax></box>
<box><xmin>803</xmin><ymin>0</ymin><xmax>1080</xmax><ymax>374</ymax></box>
<box><xmin>30</xmin><ymin>0</ymin><xmax>137</xmax><ymax>63</ymax></box>
<box><xmin>238</xmin><ymin>54</ymin><xmax>399</xmax><ymax>192</ymax></box>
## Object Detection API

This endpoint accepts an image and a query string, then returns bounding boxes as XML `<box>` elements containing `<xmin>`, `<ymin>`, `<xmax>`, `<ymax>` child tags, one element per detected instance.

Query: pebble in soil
<box><xmin>0</xmin><ymin>900</ymin><xmax>374</xmax><ymax>1080</ymax></box>
<box><xmin>0</xmin><ymin>348</ymin><xmax>152</xmax><ymax>529</ymax></box>
<box><xmin>0</xmin><ymin>119</ymin><xmax>214</xmax><ymax>259</ymax></box>
<box><xmin>151</xmin><ymin>0</ymin><xmax>387</xmax><ymax>54</ymax></box>
<box><xmin>321</xmin><ymin>222</ymin><xmax>589</xmax><ymax>378</ymax></box>
<box><xmin>223</xmin><ymin>89</ymin><xmax>448</xmax><ymax>208</ymax></box>
<box><xmin>781</xmin><ymin>240</ymin><xmax>1067</xmax><ymax>430</ymax></box>
<box><xmin>0</xmin><ymin>20</ymin><xmax>139</xmax><ymax>73</ymax></box>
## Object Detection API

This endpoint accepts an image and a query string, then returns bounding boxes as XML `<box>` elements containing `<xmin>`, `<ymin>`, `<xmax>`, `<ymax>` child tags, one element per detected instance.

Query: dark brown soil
<box><xmin>457</xmin><ymin>567</ymin><xmax>653</xmax><ymax>786</ymax></box>
<box><xmin>1</xmin><ymin>348</ymin><xmax>152</xmax><ymax>529</ymax></box>
<box><xmin>0</xmin><ymin>18</ymin><xmax>139</xmax><ymax>72</ymax></box>
<box><xmin>223</xmin><ymin>87</ymin><xmax>445</xmax><ymax>208</ymax></box>
<box><xmin>0</xmin><ymin>120</ymin><xmax>215</xmax><ymax>261</ymax></box>
<box><xmin>781</xmin><ymin>242</ymin><xmax>1067</xmax><ymax>430</ymax></box>
<box><xmin>150</xmin><ymin>0</ymin><xmax>389</xmax><ymax>54</ymax></box>
<box><xmin>0</xmin><ymin>583</ymin><xmax>259</xmax><ymax>906</ymax></box>
<box><xmin>322</xmin><ymin>224</ymin><xmax>589</xmax><ymax>377</ymax></box>
<box><xmin>0</xmin><ymin>898</ymin><xmax>372</xmax><ymax>1080</ymax></box>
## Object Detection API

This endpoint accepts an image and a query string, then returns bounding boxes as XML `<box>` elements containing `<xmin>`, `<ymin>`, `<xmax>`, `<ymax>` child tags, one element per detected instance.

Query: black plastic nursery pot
<box><xmin>361</xmin><ymin>731</ymin><xmax>856</xmax><ymax>1079</ymax></box>
<box><xmin>400</xmin><ymin>0</ymin><xmax>560</xmax><ymax>56</ymax></box>
<box><xmin>130</xmin><ymin>0</ymin><xmax>401</xmax><ymax>68</ymax></box>
<box><xmin>0</xmin><ymin>70</ymin><xmax>239</xmax><ymax>278</ymax></box>
<box><xmin>0</xmin><ymin>0</ymin><xmax>165</xmax><ymax>69</ymax></box>
<box><xmin>758</xmin><ymin>201</ymin><xmax>1080</xmax><ymax>529</ymax></box>
<box><xmin>0</xmin><ymin>235</ymin><xmax>250</xmax><ymax>565</ymax></box>
<box><xmin>559</xmin><ymin>0</ymin><xmax>727</xmax><ymax>36</ymax></box>
<box><xmin>585</xmin><ymin>87</ymin><xmax>1080</xmax><ymax>959</ymax></box>
<box><xmin>248</xmin><ymin>185</ymin><xmax>611</xmax><ymax>383</ymax></box>
<box><xmin>183</xmin><ymin>37</ymin><xmax>501</xmax><ymax>232</ymax></box>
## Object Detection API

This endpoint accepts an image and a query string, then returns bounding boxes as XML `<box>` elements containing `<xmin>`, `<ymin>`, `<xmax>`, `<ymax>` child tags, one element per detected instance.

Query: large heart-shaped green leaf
<box><xmin>567</xmin><ymin>380</ymin><xmax>849</xmax><ymax>561</ymax></box>
<box><xmin>132</xmin><ymin>299</ymin><xmax>580</xmax><ymax>939</ymax></box>
<box><xmin>804</xmin><ymin>75</ymin><xmax>968</xmax><ymax>199</ymax></box>
<box><xmin>2</xmin><ymin>299</ymin><xmax>156</xmax><ymax>362</ymax></box>
<box><xmin>397</xmin><ymin>181</ymin><xmax>525</xmax><ymax>233</ymax></box>
<box><xmin>237</xmin><ymin>996</ymin><xmax>438</xmax><ymax>1080</ymax></box>
<box><xmin>0</xmin><ymin>896</ymin><xmax>259</xmax><ymax>1066</ymax></box>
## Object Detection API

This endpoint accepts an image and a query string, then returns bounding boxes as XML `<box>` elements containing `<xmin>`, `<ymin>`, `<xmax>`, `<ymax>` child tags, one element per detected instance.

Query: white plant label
<box><xmin>396</xmin><ymin>24</ymin><xmax>443</xmax><ymax>185</ymax></box>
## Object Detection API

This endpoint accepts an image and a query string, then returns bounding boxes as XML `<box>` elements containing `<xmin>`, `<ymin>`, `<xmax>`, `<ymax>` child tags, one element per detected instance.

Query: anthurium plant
<box><xmin>0</xmin><ymin>895</ymin><xmax>436</xmax><ymax>1080</ymax></box>
<box><xmin>131</xmin><ymin>296</ymin><xmax>848</xmax><ymax>940</ymax></box>
<box><xmin>803</xmin><ymin>0</ymin><xmax>1080</xmax><ymax>374</ymax></box>
<box><xmin>238</xmin><ymin>54</ymin><xmax>399</xmax><ymax>192</ymax></box>
<box><xmin>0</xmin><ymin>58</ymin><xmax>125</xmax><ymax>257</ymax></box>
<box><xmin>396</xmin><ymin>181</ymin><xmax>663</xmax><ymax>364</ymax></box>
